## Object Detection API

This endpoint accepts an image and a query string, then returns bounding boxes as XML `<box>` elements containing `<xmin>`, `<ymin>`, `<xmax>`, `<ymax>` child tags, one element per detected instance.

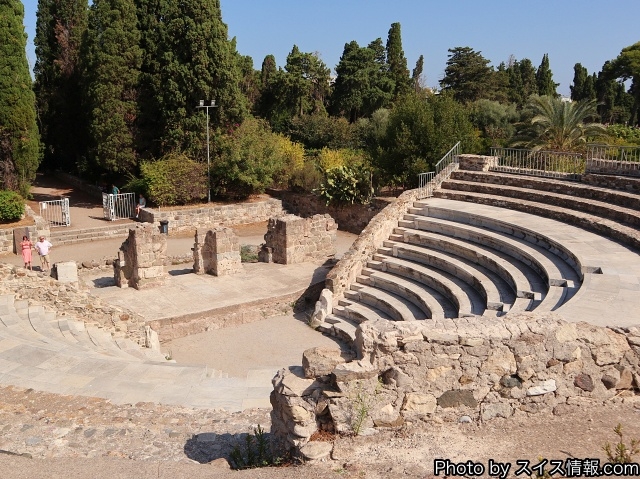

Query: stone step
<box><xmin>371</xmin><ymin>255</ymin><xmax>482</xmax><ymax>317</ymax></box>
<box><xmin>582</xmin><ymin>173</ymin><xmax>640</xmax><ymax>194</ymax></box>
<box><xmin>345</xmin><ymin>286</ymin><xmax>427</xmax><ymax>321</ymax></box>
<box><xmin>323</xmin><ymin>315</ymin><xmax>358</xmax><ymax>344</ymax></box>
<box><xmin>360</xmin><ymin>268</ymin><xmax>451</xmax><ymax>319</ymax></box>
<box><xmin>442</xmin><ymin>178</ymin><xmax>640</xmax><ymax>230</ymax></box>
<box><xmin>26</xmin><ymin>306</ymin><xmax>70</xmax><ymax>344</ymax></box>
<box><xmin>384</xmin><ymin>241</ymin><xmax>511</xmax><ymax>311</ymax></box>
<box><xmin>451</xmin><ymin>170</ymin><xmax>640</xmax><ymax>209</ymax></box>
<box><xmin>332</xmin><ymin>302</ymin><xmax>392</xmax><ymax>323</ymax></box>
<box><xmin>411</xmin><ymin>202</ymin><xmax>586</xmax><ymax>277</ymax></box>
<box><xmin>432</xmin><ymin>188</ymin><xmax>640</xmax><ymax>253</ymax></box>
<box><xmin>390</xmin><ymin>231</ymin><xmax>543</xmax><ymax>300</ymax></box>
<box><xmin>401</xmin><ymin>215</ymin><xmax>581</xmax><ymax>287</ymax></box>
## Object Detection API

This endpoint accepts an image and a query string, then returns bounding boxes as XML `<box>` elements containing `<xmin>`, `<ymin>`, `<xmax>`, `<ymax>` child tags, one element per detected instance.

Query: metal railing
<box><xmin>417</xmin><ymin>141</ymin><xmax>461</xmax><ymax>199</ymax></box>
<box><xmin>490</xmin><ymin>147</ymin><xmax>585</xmax><ymax>180</ymax></box>
<box><xmin>39</xmin><ymin>197</ymin><xmax>70</xmax><ymax>227</ymax></box>
<box><xmin>587</xmin><ymin>144</ymin><xmax>640</xmax><ymax>177</ymax></box>
<box><xmin>102</xmin><ymin>192</ymin><xmax>135</xmax><ymax>221</ymax></box>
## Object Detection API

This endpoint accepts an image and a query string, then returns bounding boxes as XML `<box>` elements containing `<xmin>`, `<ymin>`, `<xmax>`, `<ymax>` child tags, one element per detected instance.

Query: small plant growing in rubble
<box><xmin>229</xmin><ymin>425</ymin><xmax>284</xmax><ymax>469</ymax></box>
<box><xmin>603</xmin><ymin>424</ymin><xmax>640</xmax><ymax>463</ymax></box>
<box><xmin>349</xmin><ymin>380</ymin><xmax>380</xmax><ymax>436</ymax></box>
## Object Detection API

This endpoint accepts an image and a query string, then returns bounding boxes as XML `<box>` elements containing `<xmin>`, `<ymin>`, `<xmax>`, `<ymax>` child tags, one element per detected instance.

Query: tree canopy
<box><xmin>440</xmin><ymin>47</ymin><xmax>494</xmax><ymax>103</ymax></box>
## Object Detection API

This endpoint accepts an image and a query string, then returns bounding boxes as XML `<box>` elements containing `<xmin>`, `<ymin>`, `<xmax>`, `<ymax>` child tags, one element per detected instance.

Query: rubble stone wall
<box><xmin>192</xmin><ymin>228</ymin><xmax>242</xmax><ymax>276</ymax></box>
<box><xmin>263</xmin><ymin>214</ymin><xmax>337</xmax><ymax>265</ymax></box>
<box><xmin>270</xmin><ymin>313</ymin><xmax>640</xmax><ymax>459</ymax></box>
<box><xmin>458</xmin><ymin>154</ymin><xmax>498</xmax><ymax>171</ymax></box>
<box><xmin>137</xmin><ymin>198</ymin><xmax>285</xmax><ymax>234</ymax></box>
<box><xmin>114</xmin><ymin>224</ymin><xmax>167</xmax><ymax>290</ymax></box>
<box><xmin>274</xmin><ymin>191</ymin><xmax>392</xmax><ymax>235</ymax></box>
<box><xmin>582</xmin><ymin>173</ymin><xmax>640</xmax><ymax>193</ymax></box>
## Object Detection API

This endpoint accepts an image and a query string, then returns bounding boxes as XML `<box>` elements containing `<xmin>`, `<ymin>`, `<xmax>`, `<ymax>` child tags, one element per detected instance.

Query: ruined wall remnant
<box><xmin>270</xmin><ymin>312</ymin><xmax>640</xmax><ymax>460</ymax></box>
<box><xmin>262</xmin><ymin>214</ymin><xmax>337</xmax><ymax>265</ymax></box>
<box><xmin>114</xmin><ymin>224</ymin><xmax>167</xmax><ymax>289</ymax></box>
<box><xmin>192</xmin><ymin>227</ymin><xmax>242</xmax><ymax>276</ymax></box>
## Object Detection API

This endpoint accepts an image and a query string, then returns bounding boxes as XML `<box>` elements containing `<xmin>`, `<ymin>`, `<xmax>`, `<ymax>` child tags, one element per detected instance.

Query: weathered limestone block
<box><xmin>53</xmin><ymin>261</ymin><xmax>78</xmax><ymax>283</ymax></box>
<box><xmin>309</xmin><ymin>289</ymin><xmax>333</xmax><ymax>329</ymax></box>
<box><xmin>458</xmin><ymin>154</ymin><xmax>498</xmax><ymax>171</ymax></box>
<box><xmin>114</xmin><ymin>224</ymin><xmax>167</xmax><ymax>289</ymax></box>
<box><xmin>302</xmin><ymin>347</ymin><xmax>348</xmax><ymax>378</ymax></box>
<box><xmin>263</xmin><ymin>214</ymin><xmax>337</xmax><ymax>265</ymax></box>
<box><xmin>193</xmin><ymin>227</ymin><xmax>242</xmax><ymax>276</ymax></box>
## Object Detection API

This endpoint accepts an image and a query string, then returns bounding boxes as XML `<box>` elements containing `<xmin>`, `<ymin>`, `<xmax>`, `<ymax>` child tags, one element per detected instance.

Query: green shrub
<box><xmin>316</xmin><ymin>164</ymin><xmax>373</xmax><ymax>206</ymax></box>
<box><xmin>212</xmin><ymin>117</ymin><xmax>292</xmax><ymax>199</ymax></box>
<box><xmin>139</xmin><ymin>153</ymin><xmax>207</xmax><ymax>206</ymax></box>
<box><xmin>289</xmin><ymin>159</ymin><xmax>323</xmax><ymax>193</ymax></box>
<box><xmin>229</xmin><ymin>425</ymin><xmax>284</xmax><ymax>469</ymax></box>
<box><xmin>0</xmin><ymin>190</ymin><xmax>24</xmax><ymax>221</ymax></box>
<box><xmin>287</xmin><ymin>115</ymin><xmax>360</xmax><ymax>150</ymax></box>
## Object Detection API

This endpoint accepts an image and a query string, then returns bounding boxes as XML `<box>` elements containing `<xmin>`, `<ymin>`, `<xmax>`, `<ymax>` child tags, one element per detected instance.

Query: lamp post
<box><xmin>196</xmin><ymin>100</ymin><xmax>217</xmax><ymax>202</ymax></box>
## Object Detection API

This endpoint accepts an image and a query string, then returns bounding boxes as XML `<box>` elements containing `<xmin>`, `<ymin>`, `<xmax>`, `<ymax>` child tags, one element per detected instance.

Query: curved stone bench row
<box><xmin>401</xmin><ymin>215</ymin><xmax>581</xmax><ymax>287</ymax></box>
<box><xmin>368</xmin><ymin>256</ymin><xmax>483</xmax><ymax>316</ymax></box>
<box><xmin>433</xmin><ymin>188</ymin><xmax>640</xmax><ymax>253</ymax></box>
<box><xmin>390</xmin><ymin>231</ymin><xmax>543</xmax><ymax>301</ymax></box>
<box><xmin>453</xmin><ymin>170</ymin><xmax>640</xmax><ymax>211</ymax></box>
<box><xmin>442</xmin><ymin>178</ymin><xmax>640</xmax><ymax>230</ymax></box>
<box><xmin>414</xmin><ymin>203</ymin><xmax>587</xmax><ymax>276</ymax></box>
<box><xmin>345</xmin><ymin>284</ymin><xmax>428</xmax><ymax>322</ymax></box>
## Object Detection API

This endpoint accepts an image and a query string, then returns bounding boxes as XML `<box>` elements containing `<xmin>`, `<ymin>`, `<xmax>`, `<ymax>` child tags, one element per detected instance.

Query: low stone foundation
<box><xmin>192</xmin><ymin>228</ymin><xmax>242</xmax><ymax>276</ymax></box>
<box><xmin>262</xmin><ymin>214</ymin><xmax>337</xmax><ymax>265</ymax></box>
<box><xmin>270</xmin><ymin>313</ymin><xmax>640</xmax><ymax>459</ymax></box>
<box><xmin>114</xmin><ymin>224</ymin><xmax>167</xmax><ymax>289</ymax></box>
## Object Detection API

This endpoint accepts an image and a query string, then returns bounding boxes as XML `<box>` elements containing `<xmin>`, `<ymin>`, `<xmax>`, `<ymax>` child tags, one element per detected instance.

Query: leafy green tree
<box><xmin>412</xmin><ymin>54</ymin><xmax>424</xmax><ymax>93</ymax></box>
<box><xmin>260</xmin><ymin>54</ymin><xmax>277</xmax><ymax>88</ymax></box>
<box><xmin>440</xmin><ymin>46</ymin><xmax>494</xmax><ymax>103</ymax></box>
<box><xmin>211</xmin><ymin>117</ymin><xmax>294</xmax><ymax>198</ymax></box>
<box><xmin>385</xmin><ymin>22</ymin><xmax>410</xmax><ymax>98</ymax></box>
<box><xmin>136</xmin><ymin>0</ymin><xmax>247</xmax><ymax>159</ymax></box>
<box><xmin>331</xmin><ymin>40</ymin><xmax>393</xmax><ymax>122</ymax></box>
<box><xmin>83</xmin><ymin>0</ymin><xmax>141</xmax><ymax>175</ymax></box>
<box><xmin>605</xmin><ymin>42</ymin><xmax>640</xmax><ymax>125</ymax></box>
<box><xmin>470</xmin><ymin>99</ymin><xmax>518</xmax><ymax>151</ymax></box>
<box><xmin>287</xmin><ymin>115</ymin><xmax>359</xmax><ymax>150</ymax></box>
<box><xmin>535</xmin><ymin>54</ymin><xmax>558</xmax><ymax>98</ymax></box>
<box><xmin>0</xmin><ymin>0</ymin><xmax>41</xmax><ymax>195</ymax></box>
<box><xmin>139</xmin><ymin>153</ymin><xmax>207</xmax><ymax>206</ymax></box>
<box><xmin>511</xmin><ymin>96</ymin><xmax>606</xmax><ymax>151</ymax></box>
<box><xmin>596</xmin><ymin>64</ymin><xmax>633</xmax><ymax>124</ymax></box>
<box><xmin>571</xmin><ymin>63</ymin><xmax>595</xmax><ymax>101</ymax></box>
<box><xmin>374</xmin><ymin>91</ymin><xmax>475</xmax><ymax>186</ymax></box>
<box><xmin>34</xmin><ymin>0</ymin><xmax>87</xmax><ymax>172</ymax></box>
<box><xmin>235</xmin><ymin>51</ymin><xmax>260</xmax><ymax>112</ymax></box>
<box><xmin>284</xmin><ymin>45</ymin><xmax>330</xmax><ymax>117</ymax></box>
<box><xmin>507</xmin><ymin>58</ymin><xmax>538</xmax><ymax>107</ymax></box>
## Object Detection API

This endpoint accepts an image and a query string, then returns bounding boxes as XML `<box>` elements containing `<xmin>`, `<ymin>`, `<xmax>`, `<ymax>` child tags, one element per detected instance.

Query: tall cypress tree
<box><xmin>412</xmin><ymin>55</ymin><xmax>424</xmax><ymax>92</ymax></box>
<box><xmin>570</xmin><ymin>63</ymin><xmax>589</xmax><ymax>101</ymax></box>
<box><xmin>385</xmin><ymin>22</ymin><xmax>410</xmax><ymax>98</ymax></box>
<box><xmin>136</xmin><ymin>0</ymin><xmax>247</xmax><ymax>158</ymax></box>
<box><xmin>536</xmin><ymin>54</ymin><xmax>558</xmax><ymax>97</ymax></box>
<box><xmin>83</xmin><ymin>0</ymin><xmax>141</xmax><ymax>175</ymax></box>
<box><xmin>0</xmin><ymin>0</ymin><xmax>41</xmax><ymax>194</ymax></box>
<box><xmin>34</xmin><ymin>0</ymin><xmax>87</xmax><ymax>172</ymax></box>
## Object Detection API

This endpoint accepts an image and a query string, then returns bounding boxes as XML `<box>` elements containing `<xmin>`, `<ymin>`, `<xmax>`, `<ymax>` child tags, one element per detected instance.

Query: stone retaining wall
<box><xmin>458</xmin><ymin>154</ymin><xmax>498</xmax><ymax>171</ymax></box>
<box><xmin>274</xmin><ymin>190</ymin><xmax>391</xmax><ymax>234</ymax></box>
<box><xmin>147</xmin><ymin>281</ymin><xmax>324</xmax><ymax>341</ymax></box>
<box><xmin>137</xmin><ymin>198</ymin><xmax>285</xmax><ymax>234</ymax></box>
<box><xmin>270</xmin><ymin>313</ymin><xmax>640</xmax><ymax>459</ymax></box>
<box><xmin>582</xmin><ymin>173</ymin><xmax>640</xmax><ymax>193</ymax></box>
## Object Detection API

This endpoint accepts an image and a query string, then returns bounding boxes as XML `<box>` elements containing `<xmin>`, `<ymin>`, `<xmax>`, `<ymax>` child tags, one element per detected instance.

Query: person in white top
<box><xmin>34</xmin><ymin>236</ymin><xmax>53</xmax><ymax>272</ymax></box>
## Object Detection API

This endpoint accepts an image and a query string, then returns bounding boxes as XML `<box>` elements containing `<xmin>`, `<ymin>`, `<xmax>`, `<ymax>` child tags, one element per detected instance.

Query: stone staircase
<box><xmin>49</xmin><ymin>222</ymin><xmax>136</xmax><ymax>246</ymax></box>
<box><xmin>435</xmin><ymin>170</ymin><xmax>640</xmax><ymax>250</ymax></box>
<box><xmin>0</xmin><ymin>293</ymin><xmax>251</xmax><ymax>408</ymax></box>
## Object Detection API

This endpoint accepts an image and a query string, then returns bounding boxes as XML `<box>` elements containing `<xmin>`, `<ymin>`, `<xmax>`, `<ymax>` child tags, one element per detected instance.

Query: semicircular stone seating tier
<box><xmin>324</xmin><ymin>171</ymin><xmax>640</xmax><ymax>344</ymax></box>
<box><xmin>0</xmin><ymin>292</ymin><xmax>261</xmax><ymax>411</ymax></box>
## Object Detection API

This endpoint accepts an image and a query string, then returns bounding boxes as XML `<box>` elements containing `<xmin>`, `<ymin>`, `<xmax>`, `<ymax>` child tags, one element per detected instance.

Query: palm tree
<box><xmin>511</xmin><ymin>95</ymin><xmax>607</xmax><ymax>151</ymax></box>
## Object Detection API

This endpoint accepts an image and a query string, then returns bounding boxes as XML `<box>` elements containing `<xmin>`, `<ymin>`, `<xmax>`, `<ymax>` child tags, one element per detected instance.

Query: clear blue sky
<box><xmin>21</xmin><ymin>0</ymin><xmax>640</xmax><ymax>97</ymax></box>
